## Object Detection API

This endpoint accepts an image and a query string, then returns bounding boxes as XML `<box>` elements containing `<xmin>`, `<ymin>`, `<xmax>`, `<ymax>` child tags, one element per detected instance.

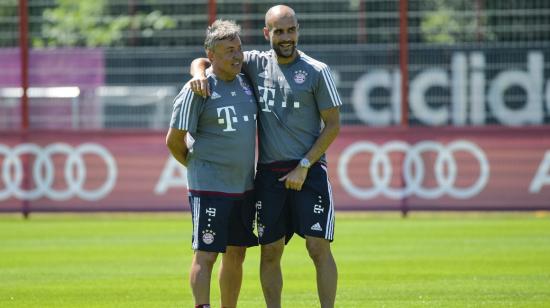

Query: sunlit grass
<box><xmin>1</xmin><ymin>212</ymin><xmax>549</xmax><ymax>307</ymax></box>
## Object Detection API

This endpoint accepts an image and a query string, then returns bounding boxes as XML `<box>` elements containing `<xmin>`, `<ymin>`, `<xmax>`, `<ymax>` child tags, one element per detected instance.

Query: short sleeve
<box><xmin>314</xmin><ymin>64</ymin><xmax>343</xmax><ymax>110</ymax></box>
<box><xmin>170</xmin><ymin>86</ymin><xmax>203</xmax><ymax>133</ymax></box>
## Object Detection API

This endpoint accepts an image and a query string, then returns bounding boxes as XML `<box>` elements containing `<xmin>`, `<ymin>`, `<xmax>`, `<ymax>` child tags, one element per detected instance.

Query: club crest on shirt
<box><xmin>293</xmin><ymin>70</ymin><xmax>308</xmax><ymax>84</ymax></box>
<box><xmin>202</xmin><ymin>229</ymin><xmax>216</xmax><ymax>244</ymax></box>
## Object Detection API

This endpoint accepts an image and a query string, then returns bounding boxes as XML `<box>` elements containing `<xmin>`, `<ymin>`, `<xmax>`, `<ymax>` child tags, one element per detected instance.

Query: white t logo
<box><xmin>217</xmin><ymin>106</ymin><xmax>237</xmax><ymax>132</ymax></box>
<box><xmin>258</xmin><ymin>86</ymin><xmax>275</xmax><ymax>112</ymax></box>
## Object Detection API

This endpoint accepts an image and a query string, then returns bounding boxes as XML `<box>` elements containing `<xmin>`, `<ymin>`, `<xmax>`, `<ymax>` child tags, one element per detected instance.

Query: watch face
<box><xmin>300</xmin><ymin>158</ymin><xmax>310</xmax><ymax>168</ymax></box>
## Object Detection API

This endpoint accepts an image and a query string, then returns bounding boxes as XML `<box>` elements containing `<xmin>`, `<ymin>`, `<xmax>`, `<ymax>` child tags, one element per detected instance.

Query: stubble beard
<box><xmin>272</xmin><ymin>41</ymin><xmax>296</xmax><ymax>59</ymax></box>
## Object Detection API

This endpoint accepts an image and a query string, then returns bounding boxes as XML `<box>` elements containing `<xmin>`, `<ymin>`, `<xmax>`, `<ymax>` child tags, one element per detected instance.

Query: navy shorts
<box><xmin>254</xmin><ymin>160</ymin><xmax>335</xmax><ymax>245</ymax></box>
<box><xmin>188</xmin><ymin>191</ymin><xmax>258</xmax><ymax>253</ymax></box>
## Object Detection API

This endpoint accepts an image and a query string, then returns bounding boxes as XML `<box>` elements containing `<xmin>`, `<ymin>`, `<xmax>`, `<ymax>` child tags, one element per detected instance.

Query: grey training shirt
<box><xmin>170</xmin><ymin>72</ymin><xmax>257</xmax><ymax>195</ymax></box>
<box><xmin>242</xmin><ymin>50</ymin><xmax>342</xmax><ymax>164</ymax></box>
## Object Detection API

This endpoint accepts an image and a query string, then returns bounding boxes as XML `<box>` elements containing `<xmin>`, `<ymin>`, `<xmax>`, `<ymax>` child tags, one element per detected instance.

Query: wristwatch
<box><xmin>299</xmin><ymin>158</ymin><xmax>311</xmax><ymax>169</ymax></box>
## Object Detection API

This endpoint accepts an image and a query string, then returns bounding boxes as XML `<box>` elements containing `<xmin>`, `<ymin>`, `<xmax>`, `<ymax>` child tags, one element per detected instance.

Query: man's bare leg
<box><xmin>260</xmin><ymin>237</ymin><xmax>285</xmax><ymax>308</ymax></box>
<box><xmin>305</xmin><ymin>236</ymin><xmax>337</xmax><ymax>308</ymax></box>
<box><xmin>219</xmin><ymin>246</ymin><xmax>247</xmax><ymax>307</ymax></box>
<box><xmin>190</xmin><ymin>250</ymin><xmax>218</xmax><ymax>306</ymax></box>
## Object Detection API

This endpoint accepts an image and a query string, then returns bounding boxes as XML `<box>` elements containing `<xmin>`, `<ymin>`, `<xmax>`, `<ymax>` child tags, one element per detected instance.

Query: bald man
<box><xmin>189</xmin><ymin>6</ymin><xmax>340</xmax><ymax>308</ymax></box>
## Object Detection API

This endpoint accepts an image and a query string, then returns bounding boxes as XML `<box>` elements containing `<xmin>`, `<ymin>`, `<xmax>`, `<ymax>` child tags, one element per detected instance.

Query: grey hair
<box><xmin>204</xmin><ymin>19</ymin><xmax>241</xmax><ymax>51</ymax></box>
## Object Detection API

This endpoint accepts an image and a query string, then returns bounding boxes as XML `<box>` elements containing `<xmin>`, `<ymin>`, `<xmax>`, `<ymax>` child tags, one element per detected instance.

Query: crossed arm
<box><xmin>166</xmin><ymin>127</ymin><xmax>189</xmax><ymax>166</ymax></box>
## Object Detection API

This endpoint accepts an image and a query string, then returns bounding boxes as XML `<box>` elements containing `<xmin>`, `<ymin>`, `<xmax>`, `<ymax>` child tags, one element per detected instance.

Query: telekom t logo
<box><xmin>217</xmin><ymin>106</ymin><xmax>237</xmax><ymax>132</ymax></box>
<box><xmin>258</xmin><ymin>85</ymin><xmax>301</xmax><ymax>111</ymax></box>
<box><xmin>258</xmin><ymin>85</ymin><xmax>275</xmax><ymax>112</ymax></box>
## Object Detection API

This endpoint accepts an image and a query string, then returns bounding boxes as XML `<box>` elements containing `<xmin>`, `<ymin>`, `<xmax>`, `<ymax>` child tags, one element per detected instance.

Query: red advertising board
<box><xmin>1</xmin><ymin>126</ymin><xmax>550</xmax><ymax>212</ymax></box>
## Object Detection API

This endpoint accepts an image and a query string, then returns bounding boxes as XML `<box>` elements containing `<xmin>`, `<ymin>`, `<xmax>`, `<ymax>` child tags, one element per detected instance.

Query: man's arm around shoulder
<box><xmin>189</xmin><ymin>58</ymin><xmax>211</xmax><ymax>97</ymax></box>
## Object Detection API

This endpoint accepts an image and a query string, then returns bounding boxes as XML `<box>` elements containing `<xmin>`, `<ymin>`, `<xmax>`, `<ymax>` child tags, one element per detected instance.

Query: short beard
<box><xmin>272</xmin><ymin>42</ymin><xmax>296</xmax><ymax>59</ymax></box>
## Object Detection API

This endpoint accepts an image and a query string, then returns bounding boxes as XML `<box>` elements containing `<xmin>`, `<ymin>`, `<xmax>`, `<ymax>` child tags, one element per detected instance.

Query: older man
<box><xmin>167</xmin><ymin>19</ymin><xmax>258</xmax><ymax>308</ymax></box>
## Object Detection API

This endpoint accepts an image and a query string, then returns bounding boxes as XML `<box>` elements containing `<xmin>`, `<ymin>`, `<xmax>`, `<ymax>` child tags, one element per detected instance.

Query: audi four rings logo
<box><xmin>0</xmin><ymin>143</ymin><xmax>117</xmax><ymax>201</ymax></box>
<box><xmin>338</xmin><ymin>140</ymin><xmax>490</xmax><ymax>199</ymax></box>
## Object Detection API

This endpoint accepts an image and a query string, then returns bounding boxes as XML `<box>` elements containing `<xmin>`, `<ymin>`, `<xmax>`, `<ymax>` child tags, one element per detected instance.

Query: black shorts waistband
<box><xmin>189</xmin><ymin>189</ymin><xmax>253</xmax><ymax>199</ymax></box>
<box><xmin>257</xmin><ymin>160</ymin><xmax>325</xmax><ymax>172</ymax></box>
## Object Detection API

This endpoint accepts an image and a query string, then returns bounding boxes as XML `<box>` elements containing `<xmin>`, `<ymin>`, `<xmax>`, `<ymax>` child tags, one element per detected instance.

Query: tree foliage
<box><xmin>420</xmin><ymin>0</ymin><xmax>496</xmax><ymax>44</ymax></box>
<box><xmin>33</xmin><ymin>0</ymin><xmax>175</xmax><ymax>47</ymax></box>
<box><xmin>0</xmin><ymin>0</ymin><xmax>18</xmax><ymax>47</ymax></box>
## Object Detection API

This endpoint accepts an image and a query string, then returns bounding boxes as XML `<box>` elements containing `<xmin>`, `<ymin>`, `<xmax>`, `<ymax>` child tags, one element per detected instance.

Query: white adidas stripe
<box><xmin>327</xmin><ymin>180</ymin><xmax>335</xmax><ymax>240</ymax></box>
<box><xmin>326</xmin><ymin>67</ymin><xmax>342</xmax><ymax>106</ymax></box>
<box><xmin>301</xmin><ymin>55</ymin><xmax>342</xmax><ymax>107</ymax></box>
<box><xmin>173</xmin><ymin>89</ymin><xmax>185</xmax><ymax>128</ymax></box>
<box><xmin>177</xmin><ymin>88</ymin><xmax>191</xmax><ymax>129</ymax></box>
<box><xmin>321</xmin><ymin>165</ymin><xmax>335</xmax><ymax>240</ymax></box>
<box><xmin>192</xmin><ymin>197</ymin><xmax>200</xmax><ymax>250</ymax></box>
<box><xmin>321</xmin><ymin>67</ymin><xmax>342</xmax><ymax>107</ymax></box>
<box><xmin>177</xmin><ymin>88</ymin><xmax>186</xmax><ymax>129</ymax></box>
<box><xmin>180</xmin><ymin>89</ymin><xmax>194</xmax><ymax>130</ymax></box>
<box><xmin>191</xmin><ymin>197</ymin><xmax>196</xmax><ymax>249</ymax></box>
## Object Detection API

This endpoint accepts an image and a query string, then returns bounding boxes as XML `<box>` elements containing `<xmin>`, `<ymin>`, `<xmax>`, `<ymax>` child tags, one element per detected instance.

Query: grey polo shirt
<box><xmin>242</xmin><ymin>50</ymin><xmax>342</xmax><ymax>164</ymax></box>
<box><xmin>170</xmin><ymin>72</ymin><xmax>257</xmax><ymax>195</ymax></box>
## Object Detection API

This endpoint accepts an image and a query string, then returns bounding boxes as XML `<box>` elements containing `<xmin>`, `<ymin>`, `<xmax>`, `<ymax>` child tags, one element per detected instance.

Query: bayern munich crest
<box><xmin>202</xmin><ymin>229</ymin><xmax>216</xmax><ymax>244</ymax></box>
<box><xmin>293</xmin><ymin>70</ymin><xmax>308</xmax><ymax>84</ymax></box>
<box><xmin>257</xmin><ymin>223</ymin><xmax>265</xmax><ymax>238</ymax></box>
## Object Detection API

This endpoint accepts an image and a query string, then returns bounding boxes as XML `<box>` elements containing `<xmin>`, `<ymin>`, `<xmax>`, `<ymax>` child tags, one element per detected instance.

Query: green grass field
<box><xmin>1</xmin><ymin>212</ymin><xmax>550</xmax><ymax>307</ymax></box>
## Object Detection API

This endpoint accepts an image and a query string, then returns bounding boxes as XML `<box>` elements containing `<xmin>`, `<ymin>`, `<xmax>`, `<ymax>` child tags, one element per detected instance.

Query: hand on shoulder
<box><xmin>187</xmin><ymin>76</ymin><xmax>210</xmax><ymax>98</ymax></box>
